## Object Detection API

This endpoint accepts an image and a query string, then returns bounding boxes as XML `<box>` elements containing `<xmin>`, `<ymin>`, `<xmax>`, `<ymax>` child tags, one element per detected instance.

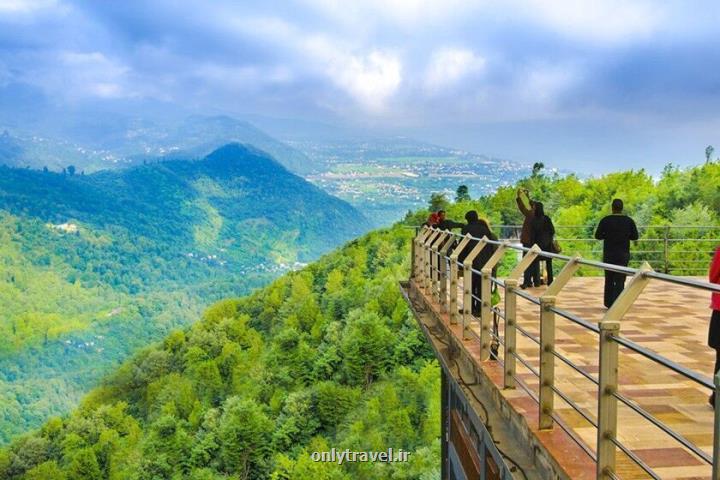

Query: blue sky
<box><xmin>1</xmin><ymin>0</ymin><xmax>719</xmax><ymax>173</ymax></box>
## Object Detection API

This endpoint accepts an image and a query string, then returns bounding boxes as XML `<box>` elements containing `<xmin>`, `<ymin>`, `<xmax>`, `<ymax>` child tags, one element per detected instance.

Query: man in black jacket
<box><xmin>459</xmin><ymin>211</ymin><xmax>497</xmax><ymax>316</ymax></box>
<box><xmin>436</xmin><ymin>210</ymin><xmax>464</xmax><ymax>231</ymax></box>
<box><xmin>595</xmin><ymin>199</ymin><xmax>639</xmax><ymax>307</ymax></box>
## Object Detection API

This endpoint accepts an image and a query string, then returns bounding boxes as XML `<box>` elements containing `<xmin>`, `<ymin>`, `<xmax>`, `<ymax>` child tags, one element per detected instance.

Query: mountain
<box><xmin>144</xmin><ymin>115</ymin><xmax>313</xmax><ymax>174</ymax></box>
<box><xmin>0</xmin><ymin>222</ymin><xmax>440</xmax><ymax>480</ymax></box>
<box><xmin>0</xmin><ymin>89</ymin><xmax>314</xmax><ymax>174</ymax></box>
<box><xmin>0</xmin><ymin>143</ymin><xmax>370</xmax><ymax>444</ymax></box>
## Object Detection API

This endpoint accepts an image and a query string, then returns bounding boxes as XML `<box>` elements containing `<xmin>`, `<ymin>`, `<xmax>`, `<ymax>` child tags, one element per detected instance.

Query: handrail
<box><xmin>407</xmin><ymin>223</ymin><xmax>720</xmax><ymax>229</ymax></box>
<box><xmin>412</xmin><ymin>225</ymin><xmax>720</xmax><ymax>479</ymax></box>
<box><xmin>447</xmin><ymin>229</ymin><xmax>720</xmax><ymax>293</ymax></box>
<box><xmin>408</xmin><ymin>222</ymin><xmax>719</xmax><ymax>274</ymax></box>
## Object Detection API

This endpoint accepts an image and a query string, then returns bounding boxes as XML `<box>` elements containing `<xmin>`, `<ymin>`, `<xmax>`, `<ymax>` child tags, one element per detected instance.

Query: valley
<box><xmin>0</xmin><ymin>143</ymin><xmax>368</xmax><ymax>444</ymax></box>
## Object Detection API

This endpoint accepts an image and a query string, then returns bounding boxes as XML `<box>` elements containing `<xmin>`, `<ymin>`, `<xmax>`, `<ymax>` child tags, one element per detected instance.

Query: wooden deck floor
<box><xmin>426</xmin><ymin>275</ymin><xmax>717</xmax><ymax>479</ymax></box>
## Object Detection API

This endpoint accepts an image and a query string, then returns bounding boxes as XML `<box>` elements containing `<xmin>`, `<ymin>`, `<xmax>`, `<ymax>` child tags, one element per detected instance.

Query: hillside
<box><xmin>2</xmin><ymin>160</ymin><xmax>719</xmax><ymax>479</ymax></box>
<box><xmin>0</xmin><ymin>224</ymin><xmax>440</xmax><ymax>480</ymax></box>
<box><xmin>0</xmin><ymin>113</ymin><xmax>313</xmax><ymax>175</ymax></box>
<box><xmin>0</xmin><ymin>143</ymin><xmax>369</xmax><ymax>445</ymax></box>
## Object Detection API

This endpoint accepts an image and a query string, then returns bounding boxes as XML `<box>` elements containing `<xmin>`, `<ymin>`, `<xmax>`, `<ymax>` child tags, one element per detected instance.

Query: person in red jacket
<box><xmin>708</xmin><ymin>245</ymin><xmax>720</xmax><ymax>407</ymax></box>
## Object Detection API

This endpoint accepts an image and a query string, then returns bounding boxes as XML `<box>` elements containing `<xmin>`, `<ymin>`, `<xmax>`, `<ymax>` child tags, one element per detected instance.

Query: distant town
<box><xmin>292</xmin><ymin>138</ymin><xmax>532</xmax><ymax>225</ymax></box>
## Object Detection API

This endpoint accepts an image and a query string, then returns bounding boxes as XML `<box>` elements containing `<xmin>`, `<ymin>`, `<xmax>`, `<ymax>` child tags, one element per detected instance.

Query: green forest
<box><xmin>1</xmin><ymin>158</ymin><xmax>719</xmax><ymax>480</ymax></box>
<box><xmin>408</xmin><ymin>162</ymin><xmax>720</xmax><ymax>274</ymax></box>
<box><xmin>0</xmin><ymin>143</ymin><xmax>369</xmax><ymax>445</ymax></box>
<box><xmin>1</xmin><ymin>224</ymin><xmax>440</xmax><ymax>480</ymax></box>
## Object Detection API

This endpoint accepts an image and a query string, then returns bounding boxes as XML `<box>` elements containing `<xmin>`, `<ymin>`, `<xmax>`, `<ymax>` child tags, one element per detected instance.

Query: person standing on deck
<box><xmin>516</xmin><ymin>188</ymin><xmax>536</xmax><ymax>289</ymax></box>
<box><xmin>594</xmin><ymin>199</ymin><xmax>639</xmax><ymax>308</ymax></box>
<box><xmin>529</xmin><ymin>201</ymin><xmax>556</xmax><ymax>287</ymax></box>
<box><xmin>423</xmin><ymin>212</ymin><xmax>439</xmax><ymax>227</ymax></box>
<box><xmin>459</xmin><ymin>211</ymin><xmax>498</xmax><ymax>316</ymax></box>
<box><xmin>436</xmin><ymin>210</ymin><xmax>464</xmax><ymax>231</ymax></box>
<box><xmin>707</xmin><ymin>245</ymin><xmax>720</xmax><ymax>407</ymax></box>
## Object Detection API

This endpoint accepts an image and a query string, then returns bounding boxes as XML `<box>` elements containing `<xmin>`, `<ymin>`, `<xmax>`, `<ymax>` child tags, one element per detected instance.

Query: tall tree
<box><xmin>531</xmin><ymin>162</ymin><xmax>545</xmax><ymax>177</ymax></box>
<box><xmin>219</xmin><ymin>397</ymin><xmax>273</xmax><ymax>480</ymax></box>
<box><xmin>455</xmin><ymin>185</ymin><xmax>470</xmax><ymax>202</ymax></box>
<box><xmin>428</xmin><ymin>193</ymin><xmax>449</xmax><ymax>212</ymax></box>
<box><xmin>706</xmin><ymin>145</ymin><xmax>715</xmax><ymax>164</ymax></box>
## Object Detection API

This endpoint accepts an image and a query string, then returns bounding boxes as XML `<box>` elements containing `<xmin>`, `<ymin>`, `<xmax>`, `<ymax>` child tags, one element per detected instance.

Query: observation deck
<box><xmin>400</xmin><ymin>226</ymin><xmax>720</xmax><ymax>480</ymax></box>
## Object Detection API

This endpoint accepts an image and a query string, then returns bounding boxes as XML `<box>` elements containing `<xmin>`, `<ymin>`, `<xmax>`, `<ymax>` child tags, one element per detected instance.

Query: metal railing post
<box><xmin>596</xmin><ymin>262</ymin><xmax>653</xmax><ymax>479</ymax></box>
<box><xmin>449</xmin><ymin>235</ymin><xmax>472</xmax><ymax>325</ymax></box>
<box><xmin>423</xmin><ymin>230</ymin><xmax>440</xmax><ymax>292</ymax></box>
<box><xmin>664</xmin><ymin>225</ymin><xmax>670</xmax><ymax>274</ymax></box>
<box><xmin>597</xmin><ymin>320</ymin><xmax>620</xmax><ymax>479</ymax></box>
<box><xmin>438</xmin><ymin>233</ymin><xmax>456</xmax><ymax>311</ymax></box>
<box><xmin>539</xmin><ymin>295</ymin><xmax>556</xmax><ymax>430</ymax></box>
<box><xmin>411</xmin><ymin>235</ymin><xmax>416</xmax><ymax>278</ymax></box>
<box><xmin>462</xmin><ymin>237</ymin><xmax>488</xmax><ymax>340</ymax></box>
<box><xmin>480</xmin><ymin>242</ymin><xmax>508</xmax><ymax>361</ymax></box>
<box><xmin>535</xmin><ymin>254</ymin><xmax>583</xmax><ymax>427</ymax></box>
<box><xmin>421</xmin><ymin>230</ymin><xmax>431</xmax><ymax>292</ymax></box>
<box><xmin>410</xmin><ymin>227</ymin><xmax>425</xmax><ymax>280</ymax></box>
<box><xmin>413</xmin><ymin>227</ymin><xmax>429</xmax><ymax>280</ymax></box>
<box><xmin>430</xmin><ymin>231</ymin><xmax>449</xmax><ymax>304</ymax></box>
<box><xmin>480</xmin><ymin>269</ymin><xmax>492</xmax><ymax>358</ymax></box>
<box><xmin>504</xmin><ymin>278</ymin><xmax>517</xmax><ymax>389</ymax></box>
<box><xmin>463</xmin><ymin>262</ymin><xmax>473</xmax><ymax>341</ymax></box>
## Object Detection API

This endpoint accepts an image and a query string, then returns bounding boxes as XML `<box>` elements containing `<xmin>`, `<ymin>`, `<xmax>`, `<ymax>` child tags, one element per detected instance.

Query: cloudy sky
<box><xmin>1</xmin><ymin>0</ymin><xmax>719</xmax><ymax>172</ymax></box>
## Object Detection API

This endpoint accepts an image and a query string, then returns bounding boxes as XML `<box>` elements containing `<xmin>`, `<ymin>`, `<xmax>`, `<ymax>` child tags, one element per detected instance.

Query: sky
<box><xmin>1</xmin><ymin>0</ymin><xmax>719</xmax><ymax>173</ymax></box>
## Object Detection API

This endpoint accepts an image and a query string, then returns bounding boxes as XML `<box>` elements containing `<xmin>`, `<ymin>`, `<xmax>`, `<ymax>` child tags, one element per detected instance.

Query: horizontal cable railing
<box><xmin>411</xmin><ymin>226</ymin><xmax>720</xmax><ymax>480</ymax></box>
<box><xmin>408</xmin><ymin>224</ymin><xmax>719</xmax><ymax>274</ymax></box>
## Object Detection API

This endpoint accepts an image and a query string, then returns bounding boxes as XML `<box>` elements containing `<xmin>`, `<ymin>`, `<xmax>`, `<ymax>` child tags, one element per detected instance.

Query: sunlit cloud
<box><xmin>516</xmin><ymin>0</ymin><xmax>661</xmax><ymax>44</ymax></box>
<box><xmin>424</xmin><ymin>48</ymin><xmax>486</xmax><ymax>94</ymax></box>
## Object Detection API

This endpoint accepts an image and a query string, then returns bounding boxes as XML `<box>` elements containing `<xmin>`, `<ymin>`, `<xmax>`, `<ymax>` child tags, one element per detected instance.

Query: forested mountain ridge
<box><xmin>0</xmin><ymin>143</ymin><xmax>370</xmax><ymax>445</ymax></box>
<box><xmin>0</xmin><ymin>111</ymin><xmax>314</xmax><ymax>174</ymax></box>
<box><xmin>0</xmin><ymin>143</ymin><xmax>366</xmax><ymax>295</ymax></box>
<box><xmin>0</xmin><ymin>224</ymin><xmax>440</xmax><ymax>480</ymax></box>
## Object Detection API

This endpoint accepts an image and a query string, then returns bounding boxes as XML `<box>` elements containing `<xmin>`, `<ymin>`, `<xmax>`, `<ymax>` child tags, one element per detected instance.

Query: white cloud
<box><xmin>57</xmin><ymin>51</ymin><xmax>132</xmax><ymax>99</ymax></box>
<box><xmin>424</xmin><ymin>48</ymin><xmax>486</xmax><ymax>93</ymax></box>
<box><xmin>0</xmin><ymin>0</ymin><xmax>59</xmax><ymax>13</ymax></box>
<box><xmin>232</xmin><ymin>17</ymin><xmax>402</xmax><ymax>113</ymax></box>
<box><xmin>301</xmin><ymin>0</ymin><xmax>485</xmax><ymax>28</ymax></box>
<box><xmin>515</xmin><ymin>0</ymin><xmax>662</xmax><ymax>43</ymax></box>
<box><xmin>89</xmin><ymin>82</ymin><xmax>122</xmax><ymax>98</ymax></box>
<box><xmin>326</xmin><ymin>50</ymin><xmax>402</xmax><ymax>112</ymax></box>
<box><xmin>519</xmin><ymin>63</ymin><xmax>579</xmax><ymax>109</ymax></box>
<box><xmin>302</xmin><ymin>0</ymin><xmax>662</xmax><ymax>44</ymax></box>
